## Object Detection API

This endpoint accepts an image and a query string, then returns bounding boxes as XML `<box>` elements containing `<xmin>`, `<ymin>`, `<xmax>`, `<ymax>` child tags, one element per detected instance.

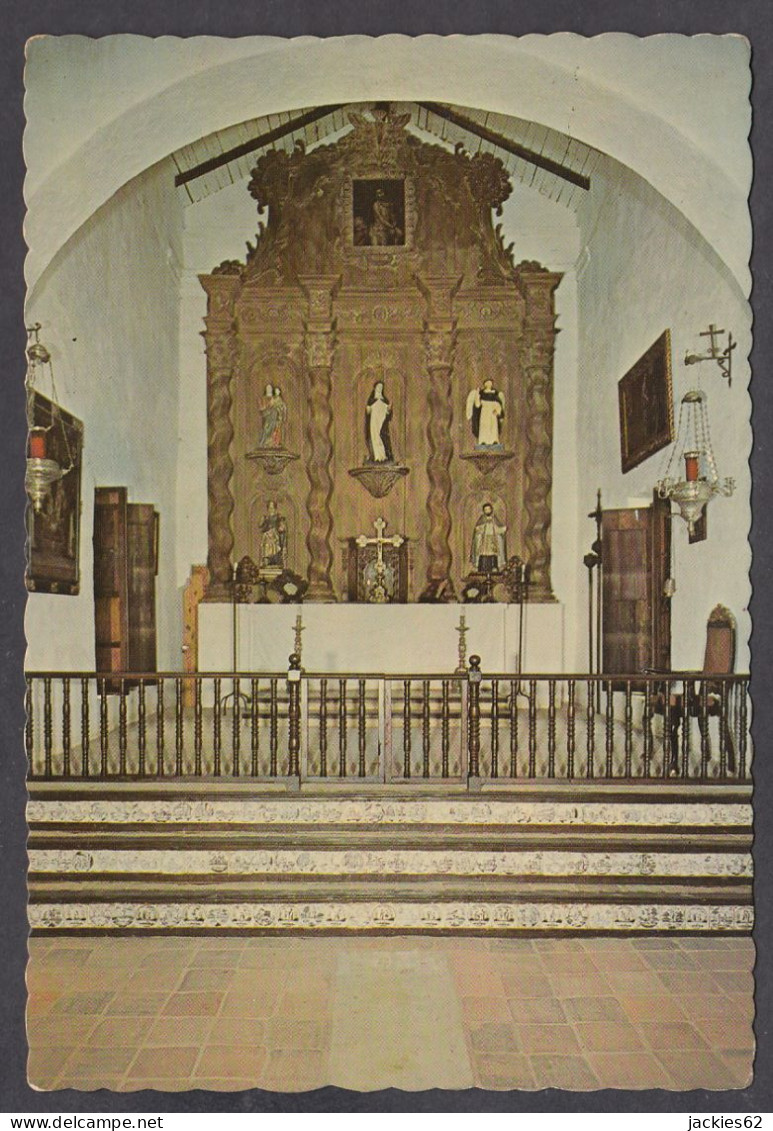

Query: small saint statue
<box><xmin>258</xmin><ymin>383</ymin><xmax>288</xmax><ymax>449</ymax></box>
<box><xmin>466</xmin><ymin>378</ymin><xmax>505</xmax><ymax>449</ymax></box>
<box><xmin>259</xmin><ymin>500</ymin><xmax>287</xmax><ymax>578</ymax></box>
<box><xmin>369</xmin><ymin>188</ymin><xmax>403</xmax><ymax>246</ymax></box>
<box><xmin>365</xmin><ymin>381</ymin><xmax>394</xmax><ymax>463</ymax></box>
<box><xmin>471</xmin><ymin>503</ymin><xmax>507</xmax><ymax>573</ymax></box>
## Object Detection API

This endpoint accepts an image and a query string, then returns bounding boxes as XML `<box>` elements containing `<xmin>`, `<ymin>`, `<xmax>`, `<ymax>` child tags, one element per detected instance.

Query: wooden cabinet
<box><xmin>93</xmin><ymin>487</ymin><xmax>158</xmax><ymax>678</ymax></box>
<box><xmin>601</xmin><ymin>493</ymin><xmax>671</xmax><ymax>677</ymax></box>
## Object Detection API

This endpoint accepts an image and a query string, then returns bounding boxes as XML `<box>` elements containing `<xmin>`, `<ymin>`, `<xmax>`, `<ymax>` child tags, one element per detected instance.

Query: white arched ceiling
<box><xmin>24</xmin><ymin>33</ymin><xmax>751</xmax><ymax>297</ymax></box>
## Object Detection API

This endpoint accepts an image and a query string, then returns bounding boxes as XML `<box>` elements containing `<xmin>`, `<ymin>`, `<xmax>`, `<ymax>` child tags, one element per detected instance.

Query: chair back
<box><xmin>703</xmin><ymin>604</ymin><xmax>736</xmax><ymax>676</ymax></box>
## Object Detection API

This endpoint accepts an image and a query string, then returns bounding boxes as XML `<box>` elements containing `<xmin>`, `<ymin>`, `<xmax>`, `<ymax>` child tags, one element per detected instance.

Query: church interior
<box><xmin>22</xmin><ymin>35</ymin><xmax>754</xmax><ymax>1092</ymax></box>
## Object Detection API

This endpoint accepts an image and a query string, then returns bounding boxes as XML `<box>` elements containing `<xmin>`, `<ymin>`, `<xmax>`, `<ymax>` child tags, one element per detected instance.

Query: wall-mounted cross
<box><xmin>355</xmin><ymin>517</ymin><xmax>405</xmax><ymax>569</ymax></box>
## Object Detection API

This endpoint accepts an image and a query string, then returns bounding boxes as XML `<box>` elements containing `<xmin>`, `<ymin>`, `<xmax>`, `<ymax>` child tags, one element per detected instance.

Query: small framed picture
<box><xmin>618</xmin><ymin>329</ymin><xmax>675</xmax><ymax>473</ymax></box>
<box><xmin>25</xmin><ymin>392</ymin><xmax>84</xmax><ymax>595</ymax></box>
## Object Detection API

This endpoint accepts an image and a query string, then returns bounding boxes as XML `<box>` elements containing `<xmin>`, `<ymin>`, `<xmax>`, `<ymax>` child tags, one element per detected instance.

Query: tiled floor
<box><xmin>27</xmin><ymin>935</ymin><xmax>755</xmax><ymax>1092</ymax></box>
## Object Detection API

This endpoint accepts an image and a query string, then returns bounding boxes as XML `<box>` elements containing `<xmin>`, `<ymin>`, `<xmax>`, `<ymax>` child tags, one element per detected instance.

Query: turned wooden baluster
<box><xmin>467</xmin><ymin>656</ymin><xmax>482</xmax><ymax>782</ymax></box>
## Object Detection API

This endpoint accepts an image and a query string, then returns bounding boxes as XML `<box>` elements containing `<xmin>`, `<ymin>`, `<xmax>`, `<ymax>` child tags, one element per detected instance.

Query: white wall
<box><xmin>574</xmin><ymin>157</ymin><xmax>751</xmax><ymax>670</ymax></box>
<box><xmin>24</xmin><ymin>35</ymin><xmax>750</xmax><ymax>297</ymax></box>
<box><xmin>25</xmin><ymin>160</ymin><xmax>184</xmax><ymax>671</ymax></box>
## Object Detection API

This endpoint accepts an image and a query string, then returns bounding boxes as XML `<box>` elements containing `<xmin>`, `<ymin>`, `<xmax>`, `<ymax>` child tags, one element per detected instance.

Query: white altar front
<box><xmin>199</xmin><ymin>602</ymin><xmax>565</xmax><ymax>674</ymax></box>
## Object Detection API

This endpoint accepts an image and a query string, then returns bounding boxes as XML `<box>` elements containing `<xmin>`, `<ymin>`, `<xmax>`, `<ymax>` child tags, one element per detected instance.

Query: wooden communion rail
<box><xmin>25</xmin><ymin>659</ymin><xmax>750</xmax><ymax>786</ymax></box>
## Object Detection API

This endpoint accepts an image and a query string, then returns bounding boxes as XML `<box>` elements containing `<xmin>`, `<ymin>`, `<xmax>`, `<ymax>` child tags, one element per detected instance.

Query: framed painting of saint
<box><xmin>618</xmin><ymin>329</ymin><xmax>675</xmax><ymax>473</ymax></box>
<box><xmin>25</xmin><ymin>392</ymin><xmax>83</xmax><ymax>595</ymax></box>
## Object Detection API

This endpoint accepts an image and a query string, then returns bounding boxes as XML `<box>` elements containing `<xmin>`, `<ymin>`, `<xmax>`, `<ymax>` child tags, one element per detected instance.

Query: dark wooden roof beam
<box><xmin>417</xmin><ymin>102</ymin><xmax>591</xmax><ymax>191</ymax></box>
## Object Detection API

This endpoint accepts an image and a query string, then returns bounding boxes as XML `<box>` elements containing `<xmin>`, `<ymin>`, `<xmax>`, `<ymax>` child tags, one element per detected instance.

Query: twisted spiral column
<box><xmin>204</xmin><ymin>331</ymin><xmax>237</xmax><ymax>598</ymax></box>
<box><xmin>304</xmin><ymin>332</ymin><xmax>337</xmax><ymax>602</ymax></box>
<box><xmin>421</xmin><ymin>325</ymin><xmax>457</xmax><ymax>600</ymax></box>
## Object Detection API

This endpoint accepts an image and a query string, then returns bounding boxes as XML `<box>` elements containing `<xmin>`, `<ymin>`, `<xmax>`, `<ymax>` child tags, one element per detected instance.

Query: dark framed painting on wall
<box><xmin>618</xmin><ymin>329</ymin><xmax>675</xmax><ymax>473</ymax></box>
<box><xmin>25</xmin><ymin>391</ymin><xmax>84</xmax><ymax>595</ymax></box>
<box><xmin>352</xmin><ymin>179</ymin><xmax>406</xmax><ymax>247</ymax></box>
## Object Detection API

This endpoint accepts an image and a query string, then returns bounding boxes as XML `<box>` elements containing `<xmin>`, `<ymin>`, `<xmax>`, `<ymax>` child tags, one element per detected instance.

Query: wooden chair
<box><xmin>649</xmin><ymin>604</ymin><xmax>737</xmax><ymax>774</ymax></box>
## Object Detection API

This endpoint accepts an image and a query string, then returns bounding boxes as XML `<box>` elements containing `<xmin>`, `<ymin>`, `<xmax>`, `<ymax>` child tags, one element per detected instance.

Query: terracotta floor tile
<box><xmin>517</xmin><ymin>1024</ymin><xmax>581</xmax><ymax>1054</ymax></box>
<box><xmin>219</xmin><ymin>990</ymin><xmax>279</xmax><ymax>1018</ymax></box>
<box><xmin>102</xmin><ymin>993</ymin><xmax>170</xmax><ymax>1016</ymax></box>
<box><xmin>638</xmin><ymin>1021</ymin><xmax>710</xmax><ymax>1050</ymax></box>
<box><xmin>259</xmin><ymin>1048</ymin><xmax>327</xmax><ymax>1090</ymax></box>
<box><xmin>582</xmin><ymin>950</ymin><xmax>648</xmax><ymax>972</ymax></box>
<box><xmin>603</xmin><ymin>970</ymin><xmax>668</xmax><ymax>995</ymax></box>
<box><xmin>631</xmin><ymin>937</ymin><xmax>679</xmax><ymax>950</ymax></box>
<box><xmin>193</xmin><ymin>1044</ymin><xmax>267</xmax><ymax>1078</ymax></box>
<box><xmin>120</xmin><ymin>1079</ymin><xmax>193</xmax><ymax>1092</ymax></box>
<box><xmin>550</xmin><ymin>973</ymin><xmax>613</xmax><ymax>998</ymax></box>
<box><xmin>145</xmin><ymin>1016</ymin><xmax>214</xmax><ymax>1045</ymax></box>
<box><xmin>527</xmin><ymin>1053</ymin><xmax>600</xmax><ymax>1090</ymax></box>
<box><xmin>127</xmin><ymin>1046</ymin><xmax>200</xmax><ymax>1079</ymax></box>
<box><xmin>63</xmin><ymin>1045</ymin><xmax>139</xmax><ymax>1077</ymax></box>
<box><xmin>491</xmin><ymin>954</ymin><xmax>546</xmax><ymax>975</ymax></box>
<box><xmin>724</xmin><ymin>994</ymin><xmax>756</xmax><ymax>1022</ymax></box>
<box><xmin>536</xmin><ymin>951</ymin><xmax>600</xmax><ymax>974</ymax></box>
<box><xmin>468</xmin><ymin>1022</ymin><xmax>520</xmax><ymax>1054</ymax></box>
<box><xmin>640</xmin><ymin>950</ymin><xmax>698</xmax><ymax>970</ymax></box>
<box><xmin>655</xmin><ymin>1049</ymin><xmax>749</xmax><ymax>1090</ymax></box>
<box><xmin>655</xmin><ymin>970</ymin><xmax>724</xmax><ymax>994</ymax></box>
<box><xmin>585</xmin><ymin>1052</ymin><xmax>674</xmax><ymax>1090</ymax></box>
<box><xmin>49</xmin><ymin>991</ymin><xmax>115</xmax><ymax>1016</ymax></box>
<box><xmin>161</xmin><ymin>991</ymin><xmax>223</xmax><ymax>1017</ymax></box>
<box><xmin>719</xmin><ymin>1050</ymin><xmax>755</xmax><ymax>1089</ymax></box>
<box><xmin>179</xmin><ymin>968</ymin><xmax>236</xmax><ymax>992</ymax></box>
<box><xmin>500</xmin><ymin>974</ymin><xmax>553</xmax><ymax>998</ymax></box>
<box><xmin>190</xmin><ymin>948</ymin><xmax>243</xmax><ymax>966</ymax></box>
<box><xmin>712</xmin><ymin>971</ymin><xmax>755</xmax><ymax>995</ymax></box>
<box><xmin>679</xmin><ymin>993</ymin><xmax>749</xmax><ymax>1019</ymax></box>
<box><xmin>27</xmin><ymin>1016</ymin><xmax>97</xmax><ymax>1045</ymax></box>
<box><xmin>508</xmin><ymin>997</ymin><xmax>567</xmax><ymax>1024</ymax></box>
<box><xmin>87</xmin><ymin>1016</ymin><xmax>155</xmax><ymax>1046</ymax></box>
<box><xmin>27</xmin><ymin>1046</ymin><xmax>74</xmax><ymax>1086</ymax></box>
<box><xmin>54</xmin><ymin>1078</ymin><xmax>126</xmax><ymax>1092</ymax></box>
<box><xmin>693</xmin><ymin>1017</ymin><xmax>756</xmax><ymax>1050</ymax></box>
<box><xmin>265</xmin><ymin>1019</ymin><xmax>328</xmax><ymax>1050</ymax></box>
<box><xmin>278</xmin><ymin>989</ymin><xmax>332</xmax><ymax>1017</ymax></box>
<box><xmin>617</xmin><ymin>995</ymin><xmax>687</xmax><ymax>1023</ymax></box>
<box><xmin>472</xmin><ymin>1053</ymin><xmax>537</xmax><ymax>1090</ymax></box>
<box><xmin>572</xmin><ymin>1020</ymin><xmax>645</xmax><ymax>1052</ymax></box>
<box><xmin>461</xmin><ymin>995</ymin><xmax>513</xmax><ymax>1024</ymax></box>
<box><xmin>563</xmin><ymin>996</ymin><xmax>627</xmax><ymax>1022</ymax></box>
<box><xmin>452</xmin><ymin>968</ymin><xmax>506</xmax><ymax>997</ymax></box>
<box><xmin>26</xmin><ymin>992</ymin><xmax>61</xmax><ymax>1018</ymax></box>
<box><xmin>188</xmin><ymin>1078</ymin><xmax>259</xmax><ymax>1092</ymax></box>
<box><xmin>209</xmin><ymin>1017</ymin><xmax>267</xmax><ymax>1045</ymax></box>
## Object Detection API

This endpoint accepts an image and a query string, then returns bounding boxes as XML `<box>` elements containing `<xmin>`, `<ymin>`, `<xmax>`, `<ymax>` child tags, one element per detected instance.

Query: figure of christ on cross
<box><xmin>355</xmin><ymin>517</ymin><xmax>405</xmax><ymax>603</ymax></box>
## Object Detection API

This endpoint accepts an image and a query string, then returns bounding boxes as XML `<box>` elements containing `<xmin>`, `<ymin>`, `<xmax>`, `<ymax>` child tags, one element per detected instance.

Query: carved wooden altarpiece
<box><xmin>200</xmin><ymin>106</ymin><xmax>562</xmax><ymax>604</ymax></box>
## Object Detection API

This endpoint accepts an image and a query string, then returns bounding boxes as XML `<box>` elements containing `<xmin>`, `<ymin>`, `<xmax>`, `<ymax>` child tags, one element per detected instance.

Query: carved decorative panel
<box><xmin>200</xmin><ymin>105</ymin><xmax>562</xmax><ymax>603</ymax></box>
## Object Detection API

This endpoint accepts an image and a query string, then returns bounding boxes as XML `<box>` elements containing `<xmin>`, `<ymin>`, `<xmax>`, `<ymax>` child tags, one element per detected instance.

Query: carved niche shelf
<box><xmin>348</xmin><ymin>463</ymin><xmax>409</xmax><ymax>499</ymax></box>
<box><xmin>459</xmin><ymin>450</ymin><xmax>516</xmax><ymax>478</ymax></box>
<box><xmin>246</xmin><ymin>448</ymin><xmax>300</xmax><ymax>476</ymax></box>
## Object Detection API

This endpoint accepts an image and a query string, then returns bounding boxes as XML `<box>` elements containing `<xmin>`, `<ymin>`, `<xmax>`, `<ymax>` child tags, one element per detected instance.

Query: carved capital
<box><xmin>203</xmin><ymin>332</ymin><xmax>237</xmax><ymax>374</ymax></box>
<box><xmin>298</xmin><ymin>275</ymin><xmax>342</xmax><ymax>325</ymax></box>
<box><xmin>514</xmin><ymin>263</ymin><xmax>563</xmax><ymax>319</ymax></box>
<box><xmin>415</xmin><ymin>274</ymin><xmax>462</xmax><ymax>322</ymax></box>
<box><xmin>423</xmin><ymin>323</ymin><xmax>457</xmax><ymax>371</ymax></box>
<box><xmin>199</xmin><ymin>274</ymin><xmax>241</xmax><ymax>323</ymax></box>
<box><xmin>304</xmin><ymin>330</ymin><xmax>337</xmax><ymax>370</ymax></box>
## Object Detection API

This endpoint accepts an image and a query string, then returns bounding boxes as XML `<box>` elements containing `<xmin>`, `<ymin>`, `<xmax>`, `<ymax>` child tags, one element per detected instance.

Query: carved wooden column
<box><xmin>517</xmin><ymin>263</ymin><xmax>563</xmax><ymax>602</ymax></box>
<box><xmin>417</xmin><ymin>275</ymin><xmax>461</xmax><ymax>601</ymax></box>
<box><xmin>200</xmin><ymin>274</ymin><xmax>241</xmax><ymax>599</ymax></box>
<box><xmin>300</xmin><ymin>275</ymin><xmax>340</xmax><ymax>602</ymax></box>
